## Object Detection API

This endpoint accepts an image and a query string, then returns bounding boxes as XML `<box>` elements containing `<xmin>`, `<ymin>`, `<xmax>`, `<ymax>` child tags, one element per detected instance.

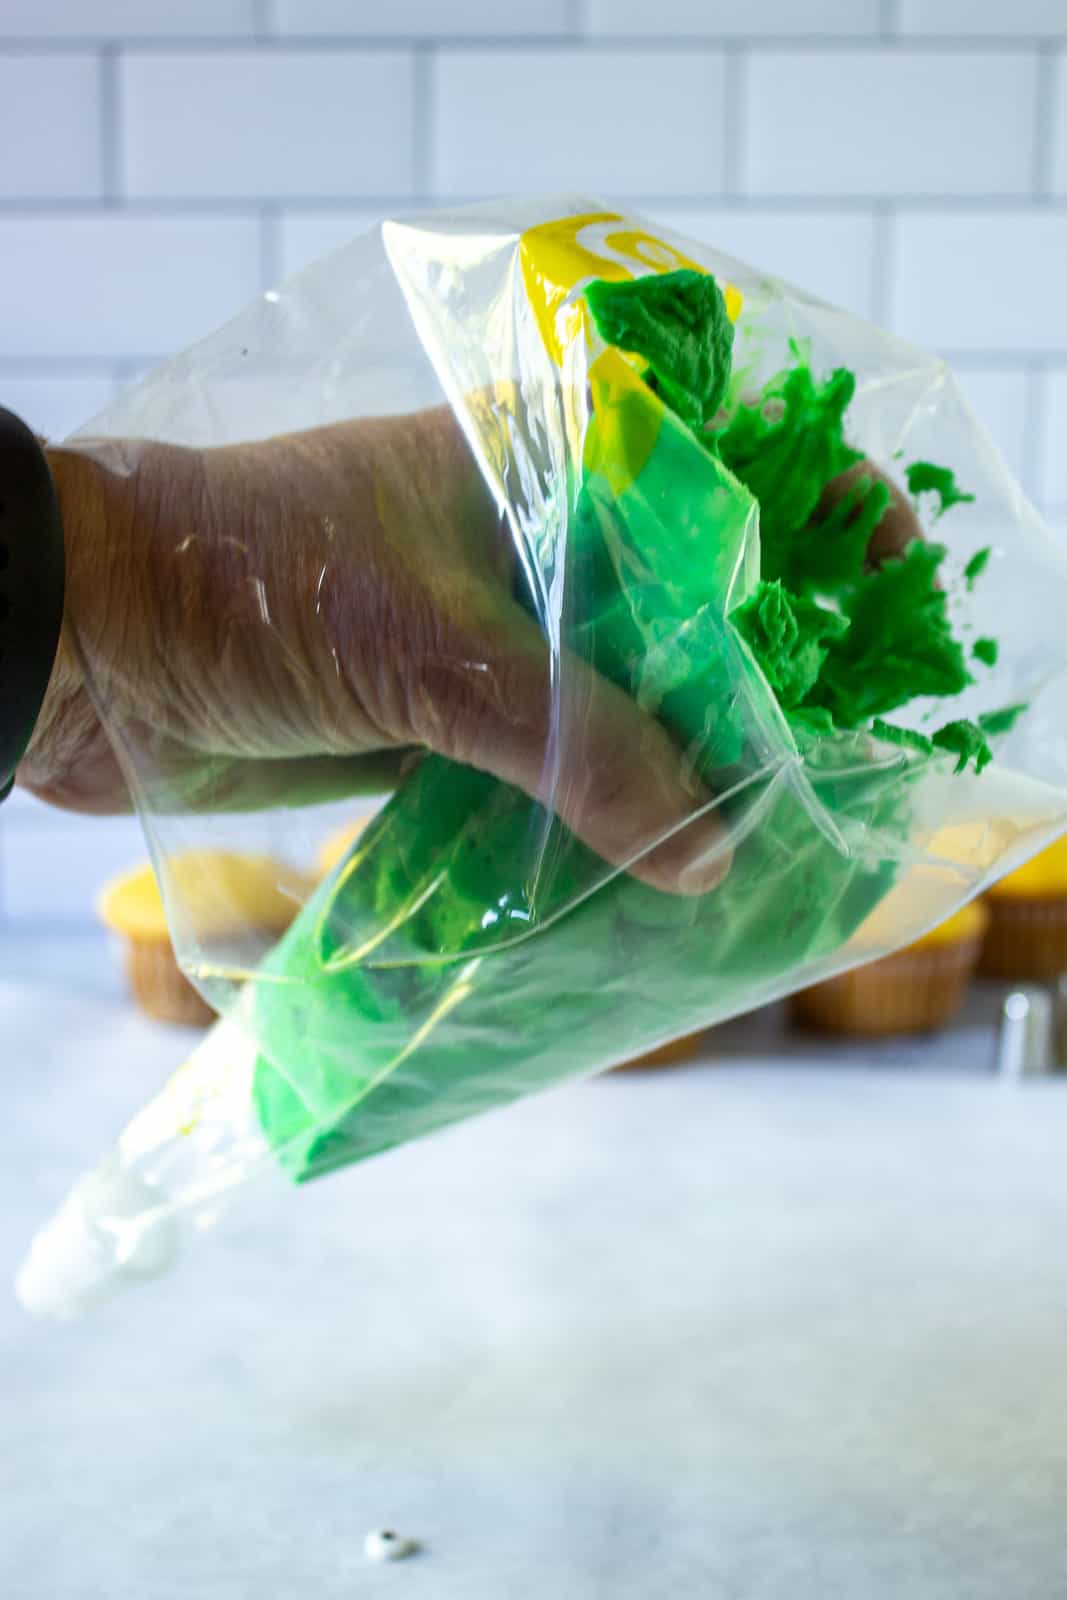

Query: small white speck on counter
<box><xmin>364</xmin><ymin>1529</ymin><xmax>417</xmax><ymax>1563</ymax></box>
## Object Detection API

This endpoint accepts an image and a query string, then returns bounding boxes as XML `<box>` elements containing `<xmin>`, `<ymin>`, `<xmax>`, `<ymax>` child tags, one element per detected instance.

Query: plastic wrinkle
<box><xmin>19</xmin><ymin>197</ymin><xmax>1067</xmax><ymax>1315</ymax></box>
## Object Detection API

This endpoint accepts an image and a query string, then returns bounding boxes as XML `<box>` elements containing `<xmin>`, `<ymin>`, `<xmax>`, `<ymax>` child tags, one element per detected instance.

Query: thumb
<box><xmin>408</xmin><ymin>600</ymin><xmax>731</xmax><ymax>898</ymax></box>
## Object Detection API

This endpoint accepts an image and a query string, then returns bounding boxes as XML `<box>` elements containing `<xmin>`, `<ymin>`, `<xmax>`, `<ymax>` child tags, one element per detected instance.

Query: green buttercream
<box><xmin>810</xmin><ymin>541</ymin><xmax>971</xmax><ymax>725</ymax></box>
<box><xmin>931</xmin><ymin>718</ymin><xmax>993</xmax><ymax>775</ymax></box>
<box><xmin>973</xmin><ymin>637</ymin><xmax>998</xmax><ymax>668</ymax></box>
<box><xmin>705</xmin><ymin>356</ymin><xmax>972</xmax><ymax>733</ymax></box>
<box><xmin>964</xmin><ymin>546</ymin><xmax>992</xmax><ymax>588</ymax></box>
<box><xmin>585</xmin><ymin>269</ymin><xmax>733</xmax><ymax>428</ymax></box>
<box><xmin>715</xmin><ymin>362</ymin><xmax>862</xmax><ymax>590</ymax></box>
<box><xmin>870</xmin><ymin>719</ymin><xmax>934</xmax><ymax>757</ymax></box>
<box><xmin>871</xmin><ymin>716</ymin><xmax>992</xmax><ymax>775</ymax></box>
<box><xmin>907</xmin><ymin>460</ymin><xmax>976</xmax><ymax>518</ymax></box>
<box><xmin>248</xmin><ymin>264</ymin><xmax>1009</xmax><ymax>1184</ymax></box>
<box><xmin>732</xmin><ymin>580</ymin><xmax>848</xmax><ymax>710</ymax></box>
<box><xmin>788</xmin><ymin>706</ymin><xmax>836</xmax><ymax>744</ymax></box>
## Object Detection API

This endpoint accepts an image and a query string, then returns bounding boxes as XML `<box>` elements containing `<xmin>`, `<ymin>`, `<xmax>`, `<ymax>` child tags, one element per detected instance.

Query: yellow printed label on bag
<box><xmin>518</xmin><ymin>211</ymin><xmax>741</xmax><ymax>493</ymax></box>
<box><xmin>519</xmin><ymin>211</ymin><xmax>740</xmax><ymax>367</ymax></box>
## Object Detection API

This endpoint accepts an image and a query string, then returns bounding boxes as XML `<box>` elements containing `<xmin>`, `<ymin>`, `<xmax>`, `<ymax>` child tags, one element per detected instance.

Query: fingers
<box><xmin>412</xmin><ymin>600</ymin><xmax>731</xmax><ymax>897</ymax></box>
<box><xmin>816</xmin><ymin>460</ymin><xmax>923</xmax><ymax>569</ymax></box>
<box><xmin>22</xmin><ymin>736</ymin><xmax>416</xmax><ymax>819</ymax></box>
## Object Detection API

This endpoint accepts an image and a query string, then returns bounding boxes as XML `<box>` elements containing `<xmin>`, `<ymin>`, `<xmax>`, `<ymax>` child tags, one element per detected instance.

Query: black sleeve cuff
<box><xmin>0</xmin><ymin>407</ymin><xmax>66</xmax><ymax>801</ymax></box>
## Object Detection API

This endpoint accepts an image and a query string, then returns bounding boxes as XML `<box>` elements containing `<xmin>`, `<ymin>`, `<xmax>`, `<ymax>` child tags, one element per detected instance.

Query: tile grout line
<box><xmin>258</xmin><ymin>204</ymin><xmax>282</xmax><ymax>292</ymax></box>
<box><xmin>1033</xmin><ymin>44</ymin><xmax>1056</xmax><ymax>198</ymax></box>
<box><xmin>98</xmin><ymin>42</ymin><xmax>121</xmax><ymax>203</ymax></box>
<box><xmin>111</xmin><ymin>358</ymin><xmax>142</xmax><ymax>393</ymax></box>
<box><xmin>1023</xmin><ymin>362</ymin><xmax>1048</xmax><ymax>504</ymax></box>
<box><xmin>3</xmin><ymin>194</ymin><xmax>1065</xmax><ymax>217</ymax></box>
<box><xmin>870</xmin><ymin>202</ymin><xmax>894</xmax><ymax>330</ymax></box>
<box><xmin>721</xmin><ymin>43</ymin><xmax>744</xmax><ymax>200</ymax></box>
<box><xmin>412</xmin><ymin>43</ymin><xmax>434</xmax><ymax>201</ymax></box>
<box><xmin>0</xmin><ymin>34</ymin><xmax>1057</xmax><ymax>54</ymax></box>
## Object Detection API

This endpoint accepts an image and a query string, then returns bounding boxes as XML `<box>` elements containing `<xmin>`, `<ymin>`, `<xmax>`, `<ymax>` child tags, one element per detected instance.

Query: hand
<box><xmin>22</xmin><ymin>407</ymin><xmax>731</xmax><ymax>895</ymax></box>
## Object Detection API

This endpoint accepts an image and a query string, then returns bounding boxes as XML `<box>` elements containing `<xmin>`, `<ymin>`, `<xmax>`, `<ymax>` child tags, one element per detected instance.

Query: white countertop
<box><xmin>4</xmin><ymin>934</ymin><xmax>1067</xmax><ymax>1599</ymax></box>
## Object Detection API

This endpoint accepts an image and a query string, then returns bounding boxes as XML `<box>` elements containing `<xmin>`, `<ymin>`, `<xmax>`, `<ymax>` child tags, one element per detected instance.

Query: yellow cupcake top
<box><xmin>99</xmin><ymin>851</ymin><xmax>312</xmax><ymax>942</ymax></box>
<box><xmin>317</xmin><ymin>816</ymin><xmax>371</xmax><ymax>879</ymax></box>
<box><xmin>906</xmin><ymin>899</ymin><xmax>989</xmax><ymax>952</ymax></box>
<box><xmin>989</xmin><ymin>835</ymin><xmax>1067</xmax><ymax>902</ymax></box>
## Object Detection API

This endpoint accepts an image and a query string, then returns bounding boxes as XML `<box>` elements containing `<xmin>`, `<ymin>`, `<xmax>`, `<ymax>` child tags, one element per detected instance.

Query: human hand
<box><xmin>22</xmin><ymin>406</ymin><xmax>732</xmax><ymax>895</ymax></box>
<box><xmin>21</xmin><ymin>403</ymin><xmax>920</xmax><ymax>896</ymax></box>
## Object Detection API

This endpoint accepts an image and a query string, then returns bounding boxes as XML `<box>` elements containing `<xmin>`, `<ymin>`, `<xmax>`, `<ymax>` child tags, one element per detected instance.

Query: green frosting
<box><xmin>871</xmin><ymin>715</ymin><xmax>997</xmax><ymax>777</ymax></box>
<box><xmin>931</xmin><ymin>719</ymin><xmax>993</xmax><ymax>775</ymax></box>
<box><xmin>584</xmin><ymin>269</ymin><xmax>733</xmax><ymax>428</ymax></box>
<box><xmin>907</xmin><ymin>460</ymin><xmax>976</xmax><ymax>518</ymax></box>
<box><xmin>715</xmin><ymin>363</ymin><xmax>865</xmax><ymax>592</ymax></box>
<box><xmin>973</xmin><ymin>637</ymin><xmax>998</xmax><ymax>668</ymax></box>
<box><xmin>814</xmin><ymin>542</ymin><xmax>971</xmax><ymax>724</ymax></box>
<box><xmin>732</xmin><ymin>580</ymin><xmax>848</xmax><ymax>711</ymax></box>
<box><xmin>870</xmin><ymin>719</ymin><xmax>934</xmax><ymax>757</ymax></box>
<box><xmin>964</xmin><ymin>546</ymin><xmax>992</xmax><ymax>587</ymax></box>
<box><xmin>702</xmin><ymin>360</ymin><xmax>972</xmax><ymax>735</ymax></box>
<box><xmin>248</xmin><ymin>266</ymin><xmax>1009</xmax><ymax>1184</ymax></box>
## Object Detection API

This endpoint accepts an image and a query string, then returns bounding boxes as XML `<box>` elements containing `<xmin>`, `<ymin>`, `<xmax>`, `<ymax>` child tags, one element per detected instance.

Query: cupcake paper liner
<box><xmin>980</xmin><ymin>896</ymin><xmax>1067</xmax><ymax>981</ymax></box>
<box><xmin>793</xmin><ymin>937</ymin><xmax>982</xmax><ymax>1037</ymax></box>
<box><xmin>125</xmin><ymin>940</ymin><xmax>216</xmax><ymax>1029</ymax></box>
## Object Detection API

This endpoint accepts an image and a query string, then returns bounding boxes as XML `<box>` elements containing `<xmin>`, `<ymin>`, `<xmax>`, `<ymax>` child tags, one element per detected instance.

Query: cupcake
<box><xmin>99</xmin><ymin>851</ymin><xmax>312</xmax><ymax>1027</ymax></box>
<box><xmin>980</xmin><ymin>835</ymin><xmax>1067</xmax><ymax>979</ymax></box>
<box><xmin>792</xmin><ymin>899</ymin><xmax>989</xmax><ymax>1036</ymax></box>
<box><xmin>613</xmin><ymin>1032</ymin><xmax>708</xmax><ymax>1071</ymax></box>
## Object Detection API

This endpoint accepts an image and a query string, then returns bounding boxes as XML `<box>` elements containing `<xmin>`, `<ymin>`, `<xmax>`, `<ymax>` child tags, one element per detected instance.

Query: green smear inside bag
<box><xmin>906</xmin><ymin>460</ymin><xmax>976</xmax><ymax>519</ymax></box>
<box><xmin>249</xmin><ymin>268</ymin><xmax>1006</xmax><ymax>1183</ymax></box>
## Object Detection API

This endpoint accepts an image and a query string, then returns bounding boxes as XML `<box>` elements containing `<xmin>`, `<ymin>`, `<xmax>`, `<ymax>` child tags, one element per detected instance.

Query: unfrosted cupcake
<box><xmin>614</xmin><ymin>1033</ymin><xmax>708</xmax><ymax>1071</ymax></box>
<box><xmin>99</xmin><ymin>851</ymin><xmax>312</xmax><ymax>1027</ymax></box>
<box><xmin>980</xmin><ymin>836</ymin><xmax>1067</xmax><ymax>979</ymax></box>
<box><xmin>792</xmin><ymin>900</ymin><xmax>989</xmax><ymax>1037</ymax></box>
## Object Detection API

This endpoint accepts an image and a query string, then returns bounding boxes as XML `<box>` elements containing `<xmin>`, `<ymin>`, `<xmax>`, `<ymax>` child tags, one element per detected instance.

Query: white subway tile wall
<box><xmin>271</xmin><ymin>0</ymin><xmax>574</xmax><ymax>34</ymax></box>
<box><xmin>0</xmin><ymin>1</ymin><xmax>260</xmax><ymax>37</ymax></box>
<box><xmin>587</xmin><ymin>0</ymin><xmax>882</xmax><ymax>36</ymax></box>
<box><xmin>743</xmin><ymin>51</ymin><xmax>1039</xmax><ymax>198</ymax></box>
<box><xmin>0</xmin><ymin>214</ymin><xmax>263</xmax><ymax>360</ymax></box>
<box><xmin>0</xmin><ymin>55</ymin><xmax>103</xmax><ymax>200</ymax></box>
<box><xmin>121</xmin><ymin>51</ymin><xmax>417</xmax><ymax>199</ymax></box>
<box><xmin>0</xmin><ymin>0</ymin><xmax>1064</xmax><ymax>929</ymax></box>
<box><xmin>896</xmin><ymin>0</ymin><xmax>1067</xmax><ymax>36</ymax></box>
<box><xmin>0</xmin><ymin>373</ymin><xmax>118</xmax><ymax>440</ymax></box>
<box><xmin>1043</xmin><ymin>371</ymin><xmax>1067</xmax><ymax>505</ymax></box>
<box><xmin>432</xmin><ymin>49</ymin><xmax>728</xmax><ymax>197</ymax></box>
<box><xmin>1053</xmin><ymin>56</ymin><xmax>1067</xmax><ymax>192</ymax></box>
<box><xmin>891</xmin><ymin>210</ymin><xmax>1067</xmax><ymax>353</ymax></box>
